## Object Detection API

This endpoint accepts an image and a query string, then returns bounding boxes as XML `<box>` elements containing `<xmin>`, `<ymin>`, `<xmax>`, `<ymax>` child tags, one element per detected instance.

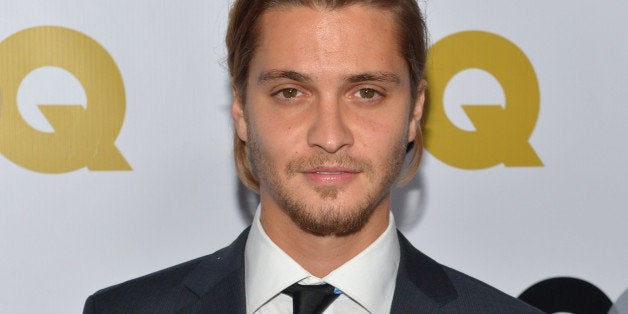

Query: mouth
<box><xmin>303</xmin><ymin>167</ymin><xmax>360</xmax><ymax>184</ymax></box>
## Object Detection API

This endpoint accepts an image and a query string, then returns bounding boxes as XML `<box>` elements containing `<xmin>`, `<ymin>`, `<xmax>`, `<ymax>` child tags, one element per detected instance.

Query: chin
<box><xmin>280</xmin><ymin>188</ymin><xmax>386</xmax><ymax>237</ymax></box>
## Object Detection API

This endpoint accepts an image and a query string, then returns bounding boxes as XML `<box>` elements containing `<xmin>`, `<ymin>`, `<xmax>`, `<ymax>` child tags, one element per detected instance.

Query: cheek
<box><xmin>247</xmin><ymin>113</ymin><xmax>303</xmax><ymax>163</ymax></box>
<box><xmin>365</xmin><ymin>122</ymin><xmax>409</xmax><ymax>174</ymax></box>
<box><xmin>355</xmin><ymin>112</ymin><xmax>409</xmax><ymax>149</ymax></box>
<box><xmin>250</xmin><ymin>103</ymin><xmax>312</xmax><ymax>146</ymax></box>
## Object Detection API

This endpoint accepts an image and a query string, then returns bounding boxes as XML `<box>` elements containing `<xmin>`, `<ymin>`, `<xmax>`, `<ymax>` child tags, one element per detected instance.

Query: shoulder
<box><xmin>395</xmin><ymin>232</ymin><xmax>542</xmax><ymax>313</ymax></box>
<box><xmin>83</xmin><ymin>256</ymin><xmax>204</xmax><ymax>314</ymax></box>
<box><xmin>440</xmin><ymin>265</ymin><xmax>543</xmax><ymax>313</ymax></box>
<box><xmin>83</xmin><ymin>229</ymin><xmax>249</xmax><ymax>314</ymax></box>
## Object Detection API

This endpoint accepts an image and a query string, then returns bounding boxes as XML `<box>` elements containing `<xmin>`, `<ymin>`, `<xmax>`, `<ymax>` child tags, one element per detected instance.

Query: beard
<box><xmin>249</xmin><ymin>136</ymin><xmax>407</xmax><ymax>237</ymax></box>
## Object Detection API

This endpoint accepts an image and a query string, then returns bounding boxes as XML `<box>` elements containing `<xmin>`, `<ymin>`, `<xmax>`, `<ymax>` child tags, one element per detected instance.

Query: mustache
<box><xmin>286</xmin><ymin>153</ymin><xmax>373</xmax><ymax>174</ymax></box>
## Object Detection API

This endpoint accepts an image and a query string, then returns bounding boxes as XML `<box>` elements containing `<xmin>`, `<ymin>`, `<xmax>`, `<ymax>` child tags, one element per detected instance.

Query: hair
<box><xmin>227</xmin><ymin>0</ymin><xmax>428</xmax><ymax>193</ymax></box>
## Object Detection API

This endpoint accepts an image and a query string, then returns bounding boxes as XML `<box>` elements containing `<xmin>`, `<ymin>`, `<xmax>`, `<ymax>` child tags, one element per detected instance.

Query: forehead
<box><xmin>250</xmin><ymin>5</ymin><xmax>406</xmax><ymax>81</ymax></box>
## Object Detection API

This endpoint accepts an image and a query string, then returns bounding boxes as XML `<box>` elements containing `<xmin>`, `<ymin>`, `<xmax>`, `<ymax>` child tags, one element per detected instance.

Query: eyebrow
<box><xmin>345</xmin><ymin>72</ymin><xmax>402</xmax><ymax>85</ymax></box>
<box><xmin>257</xmin><ymin>70</ymin><xmax>312</xmax><ymax>85</ymax></box>
<box><xmin>256</xmin><ymin>70</ymin><xmax>402</xmax><ymax>86</ymax></box>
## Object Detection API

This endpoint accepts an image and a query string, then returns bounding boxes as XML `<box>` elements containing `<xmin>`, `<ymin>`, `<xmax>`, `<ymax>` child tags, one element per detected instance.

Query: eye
<box><xmin>355</xmin><ymin>88</ymin><xmax>380</xmax><ymax>99</ymax></box>
<box><xmin>276</xmin><ymin>88</ymin><xmax>301</xmax><ymax>99</ymax></box>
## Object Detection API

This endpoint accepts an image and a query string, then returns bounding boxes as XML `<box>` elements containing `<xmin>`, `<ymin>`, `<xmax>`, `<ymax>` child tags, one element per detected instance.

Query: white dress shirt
<box><xmin>244</xmin><ymin>206</ymin><xmax>400</xmax><ymax>314</ymax></box>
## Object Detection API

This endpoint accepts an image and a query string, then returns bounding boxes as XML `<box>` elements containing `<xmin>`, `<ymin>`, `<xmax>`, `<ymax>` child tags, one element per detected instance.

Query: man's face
<box><xmin>232</xmin><ymin>5</ymin><xmax>423</xmax><ymax>236</ymax></box>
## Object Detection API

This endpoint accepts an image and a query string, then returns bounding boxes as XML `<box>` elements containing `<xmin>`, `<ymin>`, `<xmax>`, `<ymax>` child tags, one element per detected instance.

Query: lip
<box><xmin>302</xmin><ymin>167</ymin><xmax>360</xmax><ymax>184</ymax></box>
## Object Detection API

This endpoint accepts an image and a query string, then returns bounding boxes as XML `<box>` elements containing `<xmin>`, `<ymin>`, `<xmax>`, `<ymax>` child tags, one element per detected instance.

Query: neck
<box><xmin>260</xmin><ymin>197</ymin><xmax>390</xmax><ymax>278</ymax></box>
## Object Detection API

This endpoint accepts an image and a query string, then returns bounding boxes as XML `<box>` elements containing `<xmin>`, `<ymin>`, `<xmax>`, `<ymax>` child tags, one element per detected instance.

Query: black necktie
<box><xmin>282</xmin><ymin>283</ymin><xmax>341</xmax><ymax>314</ymax></box>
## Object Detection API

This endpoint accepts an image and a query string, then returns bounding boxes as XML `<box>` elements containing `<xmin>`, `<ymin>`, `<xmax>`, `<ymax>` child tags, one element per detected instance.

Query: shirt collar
<box><xmin>323</xmin><ymin>211</ymin><xmax>400</xmax><ymax>313</ymax></box>
<box><xmin>244</xmin><ymin>206</ymin><xmax>310</xmax><ymax>313</ymax></box>
<box><xmin>244</xmin><ymin>205</ymin><xmax>400</xmax><ymax>314</ymax></box>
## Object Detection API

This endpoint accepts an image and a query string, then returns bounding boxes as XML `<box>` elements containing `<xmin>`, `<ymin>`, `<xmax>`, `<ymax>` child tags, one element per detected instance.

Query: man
<box><xmin>84</xmin><ymin>0</ymin><xmax>542</xmax><ymax>313</ymax></box>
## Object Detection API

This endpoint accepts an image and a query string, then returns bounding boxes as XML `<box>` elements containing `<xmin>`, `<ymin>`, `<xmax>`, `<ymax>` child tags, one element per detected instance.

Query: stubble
<box><xmin>249</xmin><ymin>132</ymin><xmax>407</xmax><ymax>236</ymax></box>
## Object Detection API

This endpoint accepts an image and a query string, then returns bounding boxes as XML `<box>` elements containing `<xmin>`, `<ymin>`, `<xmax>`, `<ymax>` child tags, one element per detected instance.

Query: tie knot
<box><xmin>283</xmin><ymin>283</ymin><xmax>337</xmax><ymax>296</ymax></box>
<box><xmin>282</xmin><ymin>283</ymin><xmax>340</xmax><ymax>314</ymax></box>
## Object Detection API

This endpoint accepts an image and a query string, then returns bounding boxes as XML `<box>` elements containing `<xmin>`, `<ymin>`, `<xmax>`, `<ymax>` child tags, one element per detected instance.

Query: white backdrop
<box><xmin>1</xmin><ymin>1</ymin><xmax>626</xmax><ymax>313</ymax></box>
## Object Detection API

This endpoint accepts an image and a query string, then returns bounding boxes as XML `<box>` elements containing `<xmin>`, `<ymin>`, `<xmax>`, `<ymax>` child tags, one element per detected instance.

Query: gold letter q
<box><xmin>0</xmin><ymin>26</ymin><xmax>131</xmax><ymax>173</ymax></box>
<box><xmin>424</xmin><ymin>31</ymin><xmax>543</xmax><ymax>169</ymax></box>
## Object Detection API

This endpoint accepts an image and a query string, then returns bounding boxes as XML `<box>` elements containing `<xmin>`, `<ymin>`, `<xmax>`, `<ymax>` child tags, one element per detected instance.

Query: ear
<box><xmin>407</xmin><ymin>79</ymin><xmax>427</xmax><ymax>142</ymax></box>
<box><xmin>231</xmin><ymin>85</ymin><xmax>248</xmax><ymax>142</ymax></box>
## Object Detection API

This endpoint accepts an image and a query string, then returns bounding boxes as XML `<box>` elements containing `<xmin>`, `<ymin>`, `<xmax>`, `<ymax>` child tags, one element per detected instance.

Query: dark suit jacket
<box><xmin>84</xmin><ymin>228</ymin><xmax>542</xmax><ymax>313</ymax></box>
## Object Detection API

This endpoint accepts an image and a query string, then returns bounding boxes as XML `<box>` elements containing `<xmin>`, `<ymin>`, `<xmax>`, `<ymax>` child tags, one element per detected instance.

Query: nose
<box><xmin>307</xmin><ymin>97</ymin><xmax>354</xmax><ymax>153</ymax></box>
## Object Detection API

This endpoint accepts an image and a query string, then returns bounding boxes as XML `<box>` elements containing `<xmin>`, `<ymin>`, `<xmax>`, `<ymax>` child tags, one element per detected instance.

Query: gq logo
<box><xmin>425</xmin><ymin>31</ymin><xmax>543</xmax><ymax>169</ymax></box>
<box><xmin>0</xmin><ymin>26</ymin><xmax>131</xmax><ymax>173</ymax></box>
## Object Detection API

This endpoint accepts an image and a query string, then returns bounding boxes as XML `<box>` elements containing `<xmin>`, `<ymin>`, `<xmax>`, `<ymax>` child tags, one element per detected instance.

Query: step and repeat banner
<box><xmin>1</xmin><ymin>1</ymin><xmax>626</xmax><ymax>313</ymax></box>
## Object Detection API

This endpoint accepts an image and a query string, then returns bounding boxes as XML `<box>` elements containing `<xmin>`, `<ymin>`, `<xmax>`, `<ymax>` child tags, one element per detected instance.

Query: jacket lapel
<box><xmin>176</xmin><ymin>228</ymin><xmax>250</xmax><ymax>313</ymax></box>
<box><xmin>391</xmin><ymin>232</ymin><xmax>458</xmax><ymax>312</ymax></box>
<box><xmin>172</xmin><ymin>228</ymin><xmax>458</xmax><ymax>312</ymax></box>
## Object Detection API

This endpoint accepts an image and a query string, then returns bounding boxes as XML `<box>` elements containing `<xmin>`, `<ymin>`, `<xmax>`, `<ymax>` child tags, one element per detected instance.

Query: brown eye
<box><xmin>358</xmin><ymin>88</ymin><xmax>377</xmax><ymax>99</ymax></box>
<box><xmin>281</xmin><ymin>88</ymin><xmax>299</xmax><ymax>98</ymax></box>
